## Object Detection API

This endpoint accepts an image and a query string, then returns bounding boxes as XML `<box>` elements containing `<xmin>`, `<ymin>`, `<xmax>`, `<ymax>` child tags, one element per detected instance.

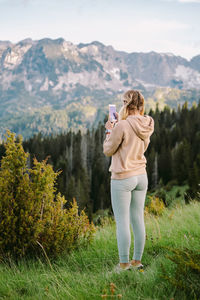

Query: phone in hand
<box><xmin>109</xmin><ymin>104</ymin><xmax>117</xmax><ymax>123</ymax></box>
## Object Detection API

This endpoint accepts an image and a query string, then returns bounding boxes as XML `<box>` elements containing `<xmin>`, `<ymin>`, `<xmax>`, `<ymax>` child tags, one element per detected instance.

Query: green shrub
<box><xmin>175</xmin><ymin>189</ymin><xmax>181</xmax><ymax>198</ymax></box>
<box><xmin>92</xmin><ymin>209</ymin><xmax>114</xmax><ymax>227</ymax></box>
<box><xmin>0</xmin><ymin>131</ymin><xmax>96</xmax><ymax>259</ymax></box>
<box><xmin>164</xmin><ymin>179</ymin><xmax>178</xmax><ymax>191</ymax></box>
<box><xmin>154</xmin><ymin>188</ymin><xmax>167</xmax><ymax>205</ymax></box>
<box><xmin>145</xmin><ymin>195</ymin><xmax>165</xmax><ymax>216</ymax></box>
<box><xmin>161</xmin><ymin>246</ymin><xmax>200</xmax><ymax>300</ymax></box>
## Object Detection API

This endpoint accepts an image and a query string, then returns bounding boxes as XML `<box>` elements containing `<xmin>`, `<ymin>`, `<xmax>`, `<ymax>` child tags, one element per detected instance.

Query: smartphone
<box><xmin>109</xmin><ymin>104</ymin><xmax>117</xmax><ymax>122</ymax></box>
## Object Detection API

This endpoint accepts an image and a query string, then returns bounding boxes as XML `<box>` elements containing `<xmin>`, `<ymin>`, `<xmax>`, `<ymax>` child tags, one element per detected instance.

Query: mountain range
<box><xmin>0</xmin><ymin>37</ymin><xmax>200</xmax><ymax>139</ymax></box>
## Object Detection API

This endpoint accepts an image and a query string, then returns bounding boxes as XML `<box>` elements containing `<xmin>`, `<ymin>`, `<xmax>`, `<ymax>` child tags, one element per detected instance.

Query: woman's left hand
<box><xmin>114</xmin><ymin>112</ymin><xmax>119</xmax><ymax>122</ymax></box>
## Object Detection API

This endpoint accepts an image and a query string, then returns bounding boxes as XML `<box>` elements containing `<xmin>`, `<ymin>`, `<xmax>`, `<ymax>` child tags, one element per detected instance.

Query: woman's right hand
<box><xmin>105</xmin><ymin>120</ymin><xmax>114</xmax><ymax>131</ymax></box>
<box><xmin>105</xmin><ymin>112</ymin><xmax>119</xmax><ymax>131</ymax></box>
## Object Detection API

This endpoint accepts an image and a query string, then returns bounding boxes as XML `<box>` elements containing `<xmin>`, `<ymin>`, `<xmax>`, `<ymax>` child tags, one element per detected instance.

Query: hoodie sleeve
<box><xmin>103</xmin><ymin>122</ymin><xmax>124</xmax><ymax>157</ymax></box>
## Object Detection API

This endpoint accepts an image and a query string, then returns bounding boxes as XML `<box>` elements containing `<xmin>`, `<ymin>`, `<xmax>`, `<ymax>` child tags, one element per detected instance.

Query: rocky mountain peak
<box><xmin>190</xmin><ymin>55</ymin><xmax>200</xmax><ymax>72</ymax></box>
<box><xmin>0</xmin><ymin>37</ymin><xmax>199</xmax><ymax>138</ymax></box>
<box><xmin>0</xmin><ymin>37</ymin><xmax>200</xmax><ymax>93</ymax></box>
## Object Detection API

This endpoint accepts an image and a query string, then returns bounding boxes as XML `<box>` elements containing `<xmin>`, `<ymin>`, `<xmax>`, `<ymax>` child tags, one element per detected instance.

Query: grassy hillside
<box><xmin>0</xmin><ymin>201</ymin><xmax>199</xmax><ymax>299</ymax></box>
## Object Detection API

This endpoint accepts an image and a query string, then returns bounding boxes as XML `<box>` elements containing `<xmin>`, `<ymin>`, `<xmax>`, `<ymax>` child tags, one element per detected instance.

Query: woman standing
<box><xmin>103</xmin><ymin>90</ymin><xmax>154</xmax><ymax>272</ymax></box>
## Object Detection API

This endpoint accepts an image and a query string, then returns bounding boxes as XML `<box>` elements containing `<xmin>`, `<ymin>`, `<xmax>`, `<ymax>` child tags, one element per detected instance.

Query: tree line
<box><xmin>0</xmin><ymin>101</ymin><xmax>200</xmax><ymax>218</ymax></box>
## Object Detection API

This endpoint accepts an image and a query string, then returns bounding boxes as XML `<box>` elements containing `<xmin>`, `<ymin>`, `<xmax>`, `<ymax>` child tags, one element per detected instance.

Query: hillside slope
<box><xmin>0</xmin><ymin>200</ymin><xmax>199</xmax><ymax>299</ymax></box>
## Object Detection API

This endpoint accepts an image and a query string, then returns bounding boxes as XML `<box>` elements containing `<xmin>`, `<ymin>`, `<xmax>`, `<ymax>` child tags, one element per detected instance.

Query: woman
<box><xmin>103</xmin><ymin>90</ymin><xmax>154</xmax><ymax>272</ymax></box>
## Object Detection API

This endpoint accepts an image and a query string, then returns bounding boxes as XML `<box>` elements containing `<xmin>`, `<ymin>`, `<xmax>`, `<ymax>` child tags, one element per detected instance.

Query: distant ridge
<box><xmin>0</xmin><ymin>37</ymin><xmax>200</xmax><ymax>138</ymax></box>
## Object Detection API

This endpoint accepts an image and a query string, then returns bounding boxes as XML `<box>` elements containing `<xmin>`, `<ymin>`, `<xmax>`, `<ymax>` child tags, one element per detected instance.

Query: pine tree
<box><xmin>0</xmin><ymin>131</ymin><xmax>95</xmax><ymax>258</ymax></box>
<box><xmin>158</xmin><ymin>145</ymin><xmax>172</xmax><ymax>185</ymax></box>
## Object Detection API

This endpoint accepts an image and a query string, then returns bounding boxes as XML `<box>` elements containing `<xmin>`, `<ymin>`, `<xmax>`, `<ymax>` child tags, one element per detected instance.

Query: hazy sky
<box><xmin>0</xmin><ymin>0</ymin><xmax>200</xmax><ymax>60</ymax></box>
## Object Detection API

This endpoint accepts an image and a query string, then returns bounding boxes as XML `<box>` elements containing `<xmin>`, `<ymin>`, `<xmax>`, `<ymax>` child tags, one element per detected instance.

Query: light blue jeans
<box><xmin>111</xmin><ymin>173</ymin><xmax>148</xmax><ymax>263</ymax></box>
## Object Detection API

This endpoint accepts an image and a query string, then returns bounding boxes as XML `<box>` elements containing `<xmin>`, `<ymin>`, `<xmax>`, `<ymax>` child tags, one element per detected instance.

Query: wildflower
<box><xmin>139</xmin><ymin>269</ymin><xmax>144</xmax><ymax>272</ymax></box>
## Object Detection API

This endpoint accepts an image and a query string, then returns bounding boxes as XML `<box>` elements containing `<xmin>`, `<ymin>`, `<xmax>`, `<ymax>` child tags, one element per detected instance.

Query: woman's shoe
<box><xmin>113</xmin><ymin>263</ymin><xmax>131</xmax><ymax>274</ymax></box>
<box><xmin>130</xmin><ymin>263</ymin><xmax>144</xmax><ymax>270</ymax></box>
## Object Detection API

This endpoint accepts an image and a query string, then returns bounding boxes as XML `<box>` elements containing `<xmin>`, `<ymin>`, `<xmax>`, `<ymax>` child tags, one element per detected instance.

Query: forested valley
<box><xmin>0</xmin><ymin>101</ymin><xmax>199</xmax><ymax>219</ymax></box>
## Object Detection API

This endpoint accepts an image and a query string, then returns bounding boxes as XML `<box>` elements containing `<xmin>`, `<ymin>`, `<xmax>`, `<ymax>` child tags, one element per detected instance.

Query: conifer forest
<box><xmin>0</xmin><ymin>101</ymin><xmax>199</xmax><ymax>219</ymax></box>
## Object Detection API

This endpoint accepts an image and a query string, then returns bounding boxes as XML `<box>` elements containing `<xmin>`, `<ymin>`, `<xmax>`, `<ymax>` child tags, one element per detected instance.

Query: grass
<box><xmin>0</xmin><ymin>200</ymin><xmax>199</xmax><ymax>300</ymax></box>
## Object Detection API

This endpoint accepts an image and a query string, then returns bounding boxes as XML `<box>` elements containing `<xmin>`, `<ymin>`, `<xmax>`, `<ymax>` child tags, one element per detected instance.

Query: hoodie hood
<box><xmin>126</xmin><ymin>115</ymin><xmax>154</xmax><ymax>140</ymax></box>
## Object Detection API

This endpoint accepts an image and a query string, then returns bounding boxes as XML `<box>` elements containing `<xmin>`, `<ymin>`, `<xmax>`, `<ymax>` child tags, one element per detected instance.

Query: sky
<box><xmin>0</xmin><ymin>0</ymin><xmax>200</xmax><ymax>60</ymax></box>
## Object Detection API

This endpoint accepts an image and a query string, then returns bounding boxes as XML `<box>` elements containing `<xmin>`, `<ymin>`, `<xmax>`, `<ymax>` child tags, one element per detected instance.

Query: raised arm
<box><xmin>103</xmin><ymin>122</ymin><xmax>124</xmax><ymax>157</ymax></box>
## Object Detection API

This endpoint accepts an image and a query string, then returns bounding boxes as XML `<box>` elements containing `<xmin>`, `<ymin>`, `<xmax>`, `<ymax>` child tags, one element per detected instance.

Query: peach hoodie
<box><xmin>103</xmin><ymin>114</ymin><xmax>154</xmax><ymax>179</ymax></box>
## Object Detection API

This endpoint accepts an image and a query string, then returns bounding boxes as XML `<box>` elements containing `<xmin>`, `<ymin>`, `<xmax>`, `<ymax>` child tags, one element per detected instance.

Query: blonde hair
<box><xmin>119</xmin><ymin>90</ymin><xmax>145</xmax><ymax>121</ymax></box>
